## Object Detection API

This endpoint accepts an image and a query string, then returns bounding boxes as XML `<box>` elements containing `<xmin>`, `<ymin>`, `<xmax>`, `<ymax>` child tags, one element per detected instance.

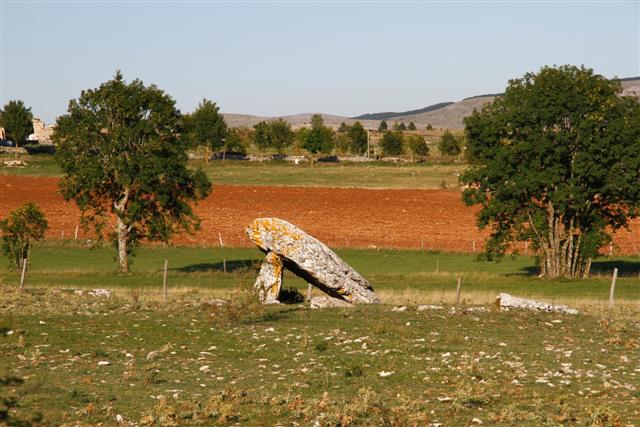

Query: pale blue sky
<box><xmin>1</xmin><ymin>1</ymin><xmax>639</xmax><ymax>123</ymax></box>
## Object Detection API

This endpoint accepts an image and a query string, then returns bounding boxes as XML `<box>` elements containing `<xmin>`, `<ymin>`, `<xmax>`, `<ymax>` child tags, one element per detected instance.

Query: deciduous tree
<box><xmin>53</xmin><ymin>72</ymin><xmax>211</xmax><ymax>273</ymax></box>
<box><xmin>347</xmin><ymin>121</ymin><xmax>368</xmax><ymax>155</ymax></box>
<box><xmin>405</xmin><ymin>134</ymin><xmax>429</xmax><ymax>161</ymax></box>
<box><xmin>461</xmin><ymin>65</ymin><xmax>640</xmax><ymax>278</ymax></box>
<box><xmin>438</xmin><ymin>130</ymin><xmax>461</xmax><ymax>155</ymax></box>
<box><xmin>0</xmin><ymin>100</ymin><xmax>33</xmax><ymax>147</ymax></box>
<box><xmin>269</xmin><ymin>119</ymin><xmax>294</xmax><ymax>153</ymax></box>
<box><xmin>0</xmin><ymin>202</ymin><xmax>48</xmax><ymax>269</ymax></box>
<box><xmin>380</xmin><ymin>131</ymin><xmax>403</xmax><ymax>156</ymax></box>
<box><xmin>303</xmin><ymin>114</ymin><xmax>334</xmax><ymax>155</ymax></box>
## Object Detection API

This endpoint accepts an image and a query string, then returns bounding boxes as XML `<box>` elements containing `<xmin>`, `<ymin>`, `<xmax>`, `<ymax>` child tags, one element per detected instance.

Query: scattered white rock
<box><xmin>97</xmin><ymin>361</ymin><xmax>110</xmax><ymax>366</ymax></box>
<box><xmin>310</xmin><ymin>296</ymin><xmax>354</xmax><ymax>309</ymax></box>
<box><xmin>437</xmin><ymin>396</ymin><xmax>453</xmax><ymax>402</ymax></box>
<box><xmin>471</xmin><ymin>418</ymin><xmax>483</xmax><ymax>424</ymax></box>
<box><xmin>496</xmin><ymin>293</ymin><xmax>578</xmax><ymax>314</ymax></box>
<box><xmin>146</xmin><ymin>351</ymin><xmax>159</xmax><ymax>360</ymax></box>
<box><xmin>417</xmin><ymin>305</ymin><xmax>444</xmax><ymax>311</ymax></box>
<box><xmin>464</xmin><ymin>306</ymin><xmax>489</xmax><ymax>313</ymax></box>
<box><xmin>203</xmin><ymin>298</ymin><xmax>227</xmax><ymax>307</ymax></box>
<box><xmin>378</xmin><ymin>371</ymin><xmax>394</xmax><ymax>377</ymax></box>
<box><xmin>116</xmin><ymin>414</ymin><xmax>124</xmax><ymax>423</ymax></box>
<box><xmin>392</xmin><ymin>306</ymin><xmax>407</xmax><ymax>312</ymax></box>
<box><xmin>199</xmin><ymin>365</ymin><xmax>210</xmax><ymax>373</ymax></box>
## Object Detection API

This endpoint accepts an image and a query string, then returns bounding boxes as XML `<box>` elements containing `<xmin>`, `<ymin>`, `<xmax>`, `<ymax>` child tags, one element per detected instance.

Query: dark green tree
<box><xmin>380</xmin><ymin>131</ymin><xmax>403</xmax><ymax>156</ymax></box>
<box><xmin>438</xmin><ymin>130</ymin><xmax>461</xmax><ymax>155</ymax></box>
<box><xmin>0</xmin><ymin>100</ymin><xmax>33</xmax><ymax>147</ymax></box>
<box><xmin>183</xmin><ymin>99</ymin><xmax>227</xmax><ymax>153</ymax></box>
<box><xmin>461</xmin><ymin>65</ymin><xmax>640</xmax><ymax>279</ymax></box>
<box><xmin>0</xmin><ymin>202</ymin><xmax>48</xmax><ymax>270</ymax></box>
<box><xmin>337</xmin><ymin>122</ymin><xmax>350</xmax><ymax>133</ymax></box>
<box><xmin>224</xmin><ymin>127</ymin><xmax>251</xmax><ymax>155</ymax></box>
<box><xmin>53</xmin><ymin>72</ymin><xmax>211</xmax><ymax>273</ymax></box>
<box><xmin>303</xmin><ymin>114</ymin><xmax>334</xmax><ymax>155</ymax></box>
<box><xmin>405</xmin><ymin>134</ymin><xmax>429</xmax><ymax>162</ymax></box>
<box><xmin>394</xmin><ymin>122</ymin><xmax>407</xmax><ymax>131</ymax></box>
<box><xmin>347</xmin><ymin>121</ymin><xmax>368</xmax><ymax>155</ymax></box>
<box><xmin>378</xmin><ymin>120</ymin><xmax>388</xmax><ymax>132</ymax></box>
<box><xmin>408</xmin><ymin>121</ymin><xmax>417</xmax><ymax>131</ymax></box>
<box><xmin>426</xmin><ymin>123</ymin><xmax>433</xmax><ymax>130</ymax></box>
<box><xmin>253</xmin><ymin>121</ymin><xmax>271</xmax><ymax>158</ymax></box>
<box><xmin>269</xmin><ymin>119</ymin><xmax>294</xmax><ymax>153</ymax></box>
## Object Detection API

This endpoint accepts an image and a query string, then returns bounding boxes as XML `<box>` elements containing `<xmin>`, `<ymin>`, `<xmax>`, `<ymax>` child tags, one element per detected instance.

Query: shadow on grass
<box><xmin>172</xmin><ymin>260</ymin><xmax>259</xmax><ymax>273</ymax></box>
<box><xmin>591</xmin><ymin>260</ymin><xmax>640</xmax><ymax>276</ymax></box>
<box><xmin>516</xmin><ymin>259</ymin><xmax>640</xmax><ymax>277</ymax></box>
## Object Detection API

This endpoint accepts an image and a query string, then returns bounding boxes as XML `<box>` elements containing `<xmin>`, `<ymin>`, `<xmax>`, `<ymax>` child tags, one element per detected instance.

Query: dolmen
<box><xmin>246</xmin><ymin>218</ymin><xmax>379</xmax><ymax>307</ymax></box>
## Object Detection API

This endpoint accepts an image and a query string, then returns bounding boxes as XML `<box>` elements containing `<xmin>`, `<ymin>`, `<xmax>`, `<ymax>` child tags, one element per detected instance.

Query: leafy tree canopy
<box><xmin>378</xmin><ymin>120</ymin><xmax>388</xmax><ymax>132</ymax></box>
<box><xmin>0</xmin><ymin>202</ymin><xmax>48</xmax><ymax>270</ymax></box>
<box><xmin>393</xmin><ymin>122</ymin><xmax>407</xmax><ymax>131</ymax></box>
<box><xmin>461</xmin><ymin>65</ymin><xmax>640</xmax><ymax>279</ymax></box>
<box><xmin>347</xmin><ymin>121</ymin><xmax>368</xmax><ymax>155</ymax></box>
<box><xmin>53</xmin><ymin>71</ymin><xmax>211</xmax><ymax>273</ymax></box>
<box><xmin>303</xmin><ymin>114</ymin><xmax>334</xmax><ymax>155</ymax></box>
<box><xmin>439</xmin><ymin>130</ymin><xmax>461</xmax><ymax>155</ymax></box>
<box><xmin>269</xmin><ymin>119</ymin><xmax>295</xmax><ymax>153</ymax></box>
<box><xmin>0</xmin><ymin>100</ymin><xmax>33</xmax><ymax>147</ymax></box>
<box><xmin>405</xmin><ymin>134</ymin><xmax>429</xmax><ymax>160</ymax></box>
<box><xmin>183</xmin><ymin>98</ymin><xmax>227</xmax><ymax>150</ymax></box>
<box><xmin>380</xmin><ymin>131</ymin><xmax>403</xmax><ymax>156</ymax></box>
<box><xmin>408</xmin><ymin>121</ymin><xmax>417</xmax><ymax>131</ymax></box>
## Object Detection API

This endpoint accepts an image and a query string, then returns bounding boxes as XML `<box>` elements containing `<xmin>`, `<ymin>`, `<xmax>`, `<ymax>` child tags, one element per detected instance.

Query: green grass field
<box><xmin>1</xmin><ymin>244</ymin><xmax>638</xmax><ymax>425</ymax></box>
<box><xmin>1</xmin><ymin>153</ymin><xmax>466</xmax><ymax>189</ymax></box>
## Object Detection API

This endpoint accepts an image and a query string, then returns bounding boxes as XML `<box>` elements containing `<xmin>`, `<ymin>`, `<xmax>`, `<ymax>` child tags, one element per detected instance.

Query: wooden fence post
<box><xmin>19</xmin><ymin>257</ymin><xmax>27</xmax><ymax>290</ymax></box>
<box><xmin>218</xmin><ymin>233</ymin><xmax>226</xmax><ymax>273</ymax></box>
<box><xmin>609</xmin><ymin>268</ymin><xmax>618</xmax><ymax>308</ymax></box>
<box><xmin>307</xmin><ymin>283</ymin><xmax>313</xmax><ymax>301</ymax></box>
<box><xmin>74</xmin><ymin>225</ymin><xmax>79</xmax><ymax>240</ymax></box>
<box><xmin>163</xmin><ymin>259</ymin><xmax>168</xmax><ymax>302</ymax></box>
<box><xmin>455</xmin><ymin>277</ymin><xmax>462</xmax><ymax>306</ymax></box>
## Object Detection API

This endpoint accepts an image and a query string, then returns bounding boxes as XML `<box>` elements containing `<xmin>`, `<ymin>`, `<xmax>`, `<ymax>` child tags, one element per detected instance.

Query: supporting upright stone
<box><xmin>246</xmin><ymin>217</ymin><xmax>379</xmax><ymax>305</ymax></box>
<box><xmin>254</xmin><ymin>251</ymin><xmax>284</xmax><ymax>304</ymax></box>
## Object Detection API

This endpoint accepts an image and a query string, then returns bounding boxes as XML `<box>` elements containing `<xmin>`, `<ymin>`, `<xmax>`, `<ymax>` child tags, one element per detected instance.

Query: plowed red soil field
<box><xmin>1</xmin><ymin>175</ymin><xmax>639</xmax><ymax>254</ymax></box>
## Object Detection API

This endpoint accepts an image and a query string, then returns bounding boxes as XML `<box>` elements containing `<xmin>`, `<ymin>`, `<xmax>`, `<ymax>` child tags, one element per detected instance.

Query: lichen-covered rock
<box><xmin>247</xmin><ymin>217</ymin><xmax>379</xmax><ymax>304</ymax></box>
<box><xmin>497</xmin><ymin>293</ymin><xmax>578</xmax><ymax>314</ymax></box>
<box><xmin>309</xmin><ymin>296</ymin><xmax>354</xmax><ymax>309</ymax></box>
<box><xmin>254</xmin><ymin>251</ymin><xmax>284</xmax><ymax>304</ymax></box>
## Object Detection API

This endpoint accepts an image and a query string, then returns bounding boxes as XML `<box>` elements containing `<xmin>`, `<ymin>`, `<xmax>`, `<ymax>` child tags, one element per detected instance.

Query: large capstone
<box><xmin>246</xmin><ymin>217</ymin><xmax>379</xmax><ymax>305</ymax></box>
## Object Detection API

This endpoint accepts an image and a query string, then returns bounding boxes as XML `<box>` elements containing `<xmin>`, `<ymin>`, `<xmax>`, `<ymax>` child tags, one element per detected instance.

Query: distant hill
<box><xmin>353</xmin><ymin>102</ymin><xmax>454</xmax><ymax>121</ymax></box>
<box><xmin>222</xmin><ymin>113</ymin><xmax>380</xmax><ymax>130</ymax></box>
<box><xmin>222</xmin><ymin>76</ymin><xmax>640</xmax><ymax>130</ymax></box>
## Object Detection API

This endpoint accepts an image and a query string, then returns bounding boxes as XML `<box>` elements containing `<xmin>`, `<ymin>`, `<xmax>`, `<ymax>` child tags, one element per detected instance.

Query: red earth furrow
<box><xmin>1</xmin><ymin>175</ymin><xmax>638</xmax><ymax>255</ymax></box>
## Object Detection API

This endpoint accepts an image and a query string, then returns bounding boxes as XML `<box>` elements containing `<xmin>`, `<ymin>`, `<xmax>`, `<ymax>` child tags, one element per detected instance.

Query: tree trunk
<box><xmin>116</xmin><ymin>216</ymin><xmax>129</xmax><ymax>273</ymax></box>
<box><xmin>535</xmin><ymin>205</ymin><xmax>591</xmax><ymax>279</ymax></box>
<box><xmin>114</xmin><ymin>189</ymin><xmax>130</xmax><ymax>273</ymax></box>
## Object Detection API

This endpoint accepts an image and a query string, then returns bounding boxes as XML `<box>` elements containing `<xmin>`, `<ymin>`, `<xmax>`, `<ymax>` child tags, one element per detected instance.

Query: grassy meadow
<box><xmin>1</xmin><ymin>243</ymin><xmax>639</xmax><ymax>425</ymax></box>
<box><xmin>1</xmin><ymin>153</ymin><xmax>639</xmax><ymax>425</ymax></box>
<box><xmin>1</xmin><ymin>153</ymin><xmax>466</xmax><ymax>189</ymax></box>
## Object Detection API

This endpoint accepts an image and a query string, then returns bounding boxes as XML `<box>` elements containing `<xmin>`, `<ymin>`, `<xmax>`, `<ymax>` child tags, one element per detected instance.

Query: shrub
<box><xmin>0</xmin><ymin>202</ymin><xmax>48</xmax><ymax>269</ymax></box>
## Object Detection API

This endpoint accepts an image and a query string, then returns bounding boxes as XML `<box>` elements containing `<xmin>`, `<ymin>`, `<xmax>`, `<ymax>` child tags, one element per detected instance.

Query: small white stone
<box><xmin>378</xmin><ymin>371</ymin><xmax>394</xmax><ymax>377</ymax></box>
<box><xmin>471</xmin><ymin>418</ymin><xmax>483</xmax><ymax>424</ymax></box>
<box><xmin>98</xmin><ymin>361</ymin><xmax>110</xmax><ymax>366</ymax></box>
